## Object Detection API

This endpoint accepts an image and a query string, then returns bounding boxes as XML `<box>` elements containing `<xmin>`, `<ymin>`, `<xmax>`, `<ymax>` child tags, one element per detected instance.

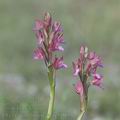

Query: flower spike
<box><xmin>33</xmin><ymin>12</ymin><xmax>67</xmax><ymax>120</ymax></box>
<box><xmin>73</xmin><ymin>45</ymin><xmax>103</xmax><ymax>120</ymax></box>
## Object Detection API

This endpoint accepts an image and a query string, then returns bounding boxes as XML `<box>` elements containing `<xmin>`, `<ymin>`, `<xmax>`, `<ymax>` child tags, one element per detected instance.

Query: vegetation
<box><xmin>0</xmin><ymin>0</ymin><xmax>120</xmax><ymax>119</ymax></box>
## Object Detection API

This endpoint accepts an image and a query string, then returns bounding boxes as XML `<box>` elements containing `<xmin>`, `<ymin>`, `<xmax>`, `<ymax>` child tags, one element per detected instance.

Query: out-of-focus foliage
<box><xmin>0</xmin><ymin>0</ymin><xmax>120</xmax><ymax>120</ymax></box>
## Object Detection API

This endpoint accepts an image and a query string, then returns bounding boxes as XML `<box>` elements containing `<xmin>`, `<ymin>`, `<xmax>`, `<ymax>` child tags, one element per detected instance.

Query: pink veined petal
<box><xmin>88</xmin><ymin>52</ymin><xmax>95</xmax><ymax>60</ymax></box>
<box><xmin>92</xmin><ymin>73</ymin><xmax>102</xmax><ymax>80</ymax></box>
<box><xmin>53</xmin><ymin>57</ymin><xmax>67</xmax><ymax>70</ymax></box>
<box><xmin>72</xmin><ymin>62</ymin><xmax>80</xmax><ymax>76</ymax></box>
<box><xmin>33</xmin><ymin>20</ymin><xmax>43</xmax><ymax>31</ymax></box>
<box><xmin>53</xmin><ymin>57</ymin><xmax>59</xmax><ymax>69</ymax></box>
<box><xmin>74</xmin><ymin>81</ymin><xmax>83</xmax><ymax>97</ymax></box>
<box><xmin>58</xmin><ymin>46</ymin><xmax>64</xmax><ymax>51</ymax></box>
<box><xmin>49</xmin><ymin>40</ymin><xmax>64</xmax><ymax>52</ymax></box>
<box><xmin>52</xmin><ymin>32</ymin><xmax>64</xmax><ymax>44</ymax></box>
<box><xmin>35</xmin><ymin>31</ymin><xmax>44</xmax><ymax>44</ymax></box>
<box><xmin>62</xmin><ymin>64</ymin><xmax>68</xmax><ymax>68</ymax></box>
<box><xmin>33</xmin><ymin>48</ymin><xmax>44</xmax><ymax>60</ymax></box>
<box><xmin>89</xmin><ymin>54</ymin><xmax>103</xmax><ymax>68</ymax></box>
<box><xmin>73</xmin><ymin>69</ymin><xmax>80</xmax><ymax>76</ymax></box>
<box><xmin>57</xmin><ymin>34</ymin><xmax>64</xmax><ymax>43</ymax></box>
<box><xmin>91</xmin><ymin>73</ymin><xmax>103</xmax><ymax>87</ymax></box>
<box><xmin>91</xmin><ymin>79</ymin><xmax>101</xmax><ymax>87</ymax></box>
<box><xmin>52</xmin><ymin>22</ymin><xmax>62</xmax><ymax>32</ymax></box>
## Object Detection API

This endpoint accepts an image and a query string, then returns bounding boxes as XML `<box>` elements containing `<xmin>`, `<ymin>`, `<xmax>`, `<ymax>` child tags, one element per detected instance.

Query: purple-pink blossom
<box><xmin>33</xmin><ymin>12</ymin><xmax>67</xmax><ymax>70</ymax></box>
<box><xmin>53</xmin><ymin>57</ymin><xmax>67</xmax><ymax>70</ymax></box>
<box><xmin>91</xmin><ymin>73</ymin><xmax>103</xmax><ymax>87</ymax></box>
<box><xmin>72</xmin><ymin>61</ymin><xmax>81</xmax><ymax>76</ymax></box>
<box><xmin>33</xmin><ymin>20</ymin><xmax>44</xmax><ymax>31</ymax></box>
<box><xmin>33</xmin><ymin>48</ymin><xmax>45</xmax><ymax>60</ymax></box>
<box><xmin>73</xmin><ymin>45</ymin><xmax>103</xmax><ymax>95</ymax></box>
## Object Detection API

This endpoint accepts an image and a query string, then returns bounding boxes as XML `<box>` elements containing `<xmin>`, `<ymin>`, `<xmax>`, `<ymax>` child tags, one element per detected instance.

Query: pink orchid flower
<box><xmin>91</xmin><ymin>73</ymin><xmax>103</xmax><ymax>87</ymax></box>
<box><xmin>33</xmin><ymin>48</ymin><xmax>45</xmax><ymax>60</ymax></box>
<box><xmin>53</xmin><ymin>57</ymin><xmax>67</xmax><ymax>70</ymax></box>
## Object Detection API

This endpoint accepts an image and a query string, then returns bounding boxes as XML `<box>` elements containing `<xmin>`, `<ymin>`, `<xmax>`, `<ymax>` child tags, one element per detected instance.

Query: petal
<box><xmin>35</xmin><ymin>31</ymin><xmax>44</xmax><ymax>44</ymax></box>
<box><xmin>49</xmin><ymin>41</ymin><xmax>64</xmax><ymax>52</ymax></box>
<box><xmin>72</xmin><ymin>62</ymin><xmax>80</xmax><ymax>76</ymax></box>
<box><xmin>88</xmin><ymin>52</ymin><xmax>95</xmax><ymax>60</ymax></box>
<box><xmin>33</xmin><ymin>48</ymin><xmax>45</xmax><ymax>60</ymax></box>
<box><xmin>93</xmin><ymin>73</ymin><xmax>103</xmax><ymax>80</ymax></box>
<box><xmin>91</xmin><ymin>74</ymin><xmax>103</xmax><ymax>87</ymax></box>
<box><xmin>91</xmin><ymin>79</ymin><xmax>101</xmax><ymax>87</ymax></box>
<box><xmin>58</xmin><ymin>46</ymin><xmax>64</xmax><ymax>51</ymax></box>
<box><xmin>52</xmin><ymin>22</ymin><xmax>62</xmax><ymax>32</ymax></box>
<box><xmin>74</xmin><ymin>81</ymin><xmax>83</xmax><ymax>97</ymax></box>
<box><xmin>33</xmin><ymin>20</ymin><xmax>43</xmax><ymax>31</ymax></box>
<box><xmin>62</xmin><ymin>64</ymin><xmax>67</xmax><ymax>68</ymax></box>
<box><xmin>73</xmin><ymin>69</ymin><xmax>80</xmax><ymax>76</ymax></box>
<box><xmin>53</xmin><ymin>57</ymin><xmax>67</xmax><ymax>70</ymax></box>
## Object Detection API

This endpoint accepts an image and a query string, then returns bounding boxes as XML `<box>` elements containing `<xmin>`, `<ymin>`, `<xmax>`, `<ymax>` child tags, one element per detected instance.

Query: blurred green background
<box><xmin>0</xmin><ymin>0</ymin><xmax>120</xmax><ymax>120</ymax></box>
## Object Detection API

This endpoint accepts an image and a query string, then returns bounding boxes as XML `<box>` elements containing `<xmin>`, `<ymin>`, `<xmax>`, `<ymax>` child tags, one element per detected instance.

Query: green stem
<box><xmin>77</xmin><ymin>93</ymin><xmax>87</xmax><ymax>120</ymax></box>
<box><xmin>77</xmin><ymin>110</ymin><xmax>85</xmax><ymax>120</ymax></box>
<box><xmin>46</xmin><ymin>66</ymin><xmax>55</xmax><ymax>120</ymax></box>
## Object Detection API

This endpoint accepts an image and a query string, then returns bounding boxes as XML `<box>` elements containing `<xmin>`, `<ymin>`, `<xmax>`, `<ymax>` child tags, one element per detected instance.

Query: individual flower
<box><xmin>48</xmin><ymin>38</ymin><xmax>64</xmax><ymax>52</ymax></box>
<box><xmin>33</xmin><ymin>48</ymin><xmax>45</xmax><ymax>60</ymax></box>
<box><xmin>53</xmin><ymin>57</ymin><xmax>67</xmax><ymax>70</ymax></box>
<box><xmin>91</xmin><ymin>73</ymin><xmax>103</xmax><ymax>87</ymax></box>
<box><xmin>49</xmin><ymin>22</ymin><xmax>64</xmax><ymax>52</ymax></box>
<box><xmin>33</xmin><ymin>20</ymin><xmax>44</xmax><ymax>31</ymax></box>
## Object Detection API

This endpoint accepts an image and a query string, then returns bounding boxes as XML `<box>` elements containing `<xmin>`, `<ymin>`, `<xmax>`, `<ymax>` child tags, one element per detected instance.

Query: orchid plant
<box><xmin>73</xmin><ymin>46</ymin><xmax>103</xmax><ymax>120</ymax></box>
<box><xmin>33</xmin><ymin>12</ymin><xmax>103</xmax><ymax>120</ymax></box>
<box><xmin>33</xmin><ymin>12</ymin><xmax>67</xmax><ymax>120</ymax></box>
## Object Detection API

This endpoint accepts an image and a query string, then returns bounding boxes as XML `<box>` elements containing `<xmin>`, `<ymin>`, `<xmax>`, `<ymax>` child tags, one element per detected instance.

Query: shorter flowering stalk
<box><xmin>33</xmin><ymin>12</ymin><xmax>67</xmax><ymax>120</ymax></box>
<box><xmin>73</xmin><ymin>46</ymin><xmax>103</xmax><ymax>120</ymax></box>
<box><xmin>77</xmin><ymin>91</ymin><xmax>87</xmax><ymax>120</ymax></box>
<box><xmin>77</xmin><ymin>110</ymin><xmax>85</xmax><ymax>120</ymax></box>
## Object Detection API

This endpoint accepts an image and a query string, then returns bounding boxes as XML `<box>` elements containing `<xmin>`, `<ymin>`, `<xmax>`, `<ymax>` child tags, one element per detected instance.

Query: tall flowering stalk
<box><xmin>33</xmin><ymin>12</ymin><xmax>67</xmax><ymax>120</ymax></box>
<box><xmin>73</xmin><ymin>46</ymin><xmax>103</xmax><ymax>120</ymax></box>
